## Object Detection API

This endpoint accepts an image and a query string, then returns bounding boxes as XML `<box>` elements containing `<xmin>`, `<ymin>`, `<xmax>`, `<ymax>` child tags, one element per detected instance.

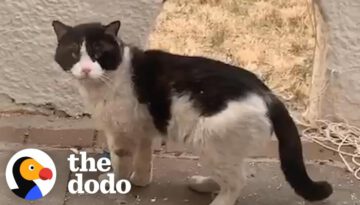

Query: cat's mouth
<box><xmin>76</xmin><ymin>74</ymin><xmax>94</xmax><ymax>80</ymax></box>
<box><xmin>77</xmin><ymin>75</ymin><xmax>101</xmax><ymax>81</ymax></box>
<box><xmin>75</xmin><ymin>74</ymin><xmax>111</xmax><ymax>86</ymax></box>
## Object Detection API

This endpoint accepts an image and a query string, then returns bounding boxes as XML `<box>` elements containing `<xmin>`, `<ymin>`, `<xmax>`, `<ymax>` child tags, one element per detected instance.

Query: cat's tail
<box><xmin>265</xmin><ymin>94</ymin><xmax>333</xmax><ymax>201</ymax></box>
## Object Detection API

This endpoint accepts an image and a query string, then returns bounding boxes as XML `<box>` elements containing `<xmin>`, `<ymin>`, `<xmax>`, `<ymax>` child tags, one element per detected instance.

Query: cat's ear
<box><xmin>52</xmin><ymin>20</ymin><xmax>71</xmax><ymax>41</ymax></box>
<box><xmin>104</xmin><ymin>21</ymin><xmax>121</xmax><ymax>36</ymax></box>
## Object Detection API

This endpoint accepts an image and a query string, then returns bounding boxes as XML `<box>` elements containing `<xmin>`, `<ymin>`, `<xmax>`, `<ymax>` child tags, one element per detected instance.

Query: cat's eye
<box><xmin>71</xmin><ymin>52</ymin><xmax>78</xmax><ymax>59</ymax></box>
<box><xmin>92</xmin><ymin>43</ymin><xmax>101</xmax><ymax>51</ymax></box>
<box><xmin>92</xmin><ymin>42</ymin><xmax>105</xmax><ymax>59</ymax></box>
<box><xmin>69</xmin><ymin>43</ymin><xmax>79</xmax><ymax>59</ymax></box>
<box><xmin>94</xmin><ymin>52</ymin><xmax>102</xmax><ymax>59</ymax></box>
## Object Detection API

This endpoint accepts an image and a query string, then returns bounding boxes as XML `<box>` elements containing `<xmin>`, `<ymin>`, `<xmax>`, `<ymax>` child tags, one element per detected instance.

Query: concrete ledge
<box><xmin>0</xmin><ymin>115</ymin><xmax>93</xmax><ymax>129</ymax></box>
<box><xmin>0</xmin><ymin>125</ymin><xmax>340</xmax><ymax>164</ymax></box>
<box><xmin>27</xmin><ymin>128</ymin><xmax>95</xmax><ymax>147</ymax></box>
<box><xmin>0</xmin><ymin>127</ymin><xmax>27</xmax><ymax>143</ymax></box>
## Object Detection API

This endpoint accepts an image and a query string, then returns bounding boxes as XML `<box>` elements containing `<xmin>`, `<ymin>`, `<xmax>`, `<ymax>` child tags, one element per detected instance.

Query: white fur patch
<box><xmin>71</xmin><ymin>41</ymin><xmax>104</xmax><ymax>79</ymax></box>
<box><xmin>168</xmin><ymin>94</ymin><xmax>271</xmax><ymax>147</ymax></box>
<box><xmin>167</xmin><ymin>95</ymin><xmax>200</xmax><ymax>143</ymax></box>
<box><xmin>201</xmin><ymin>94</ymin><xmax>269</xmax><ymax>137</ymax></box>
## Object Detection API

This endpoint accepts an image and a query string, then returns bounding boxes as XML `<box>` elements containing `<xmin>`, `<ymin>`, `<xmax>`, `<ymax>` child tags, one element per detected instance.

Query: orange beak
<box><xmin>39</xmin><ymin>168</ymin><xmax>53</xmax><ymax>180</ymax></box>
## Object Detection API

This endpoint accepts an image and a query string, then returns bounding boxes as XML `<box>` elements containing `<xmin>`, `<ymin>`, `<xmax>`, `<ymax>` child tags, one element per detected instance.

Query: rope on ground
<box><xmin>299</xmin><ymin>119</ymin><xmax>360</xmax><ymax>180</ymax></box>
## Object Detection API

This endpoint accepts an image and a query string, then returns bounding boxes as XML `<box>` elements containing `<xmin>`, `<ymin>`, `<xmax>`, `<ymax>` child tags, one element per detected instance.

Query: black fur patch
<box><xmin>266</xmin><ymin>94</ymin><xmax>333</xmax><ymax>201</ymax></box>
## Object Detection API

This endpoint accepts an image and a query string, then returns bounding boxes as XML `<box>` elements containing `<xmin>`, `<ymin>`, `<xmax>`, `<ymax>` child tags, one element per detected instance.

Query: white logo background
<box><xmin>6</xmin><ymin>148</ymin><xmax>57</xmax><ymax>197</ymax></box>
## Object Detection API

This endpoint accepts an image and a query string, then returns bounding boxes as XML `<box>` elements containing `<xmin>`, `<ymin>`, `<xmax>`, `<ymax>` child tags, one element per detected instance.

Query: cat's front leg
<box><xmin>106</xmin><ymin>131</ymin><xmax>136</xmax><ymax>180</ymax></box>
<box><xmin>130</xmin><ymin>137</ymin><xmax>153</xmax><ymax>187</ymax></box>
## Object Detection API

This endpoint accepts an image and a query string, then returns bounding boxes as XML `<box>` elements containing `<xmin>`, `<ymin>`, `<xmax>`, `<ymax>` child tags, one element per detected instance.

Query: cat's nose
<box><xmin>81</xmin><ymin>68</ymin><xmax>91</xmax><ymax>75</ymax></box>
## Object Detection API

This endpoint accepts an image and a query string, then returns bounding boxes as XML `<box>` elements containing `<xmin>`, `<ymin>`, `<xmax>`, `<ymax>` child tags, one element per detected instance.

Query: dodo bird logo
<box><xmin>5</xmin><ymin>149</ymin><xmax>57</xmax><ymax>201</ymax></box>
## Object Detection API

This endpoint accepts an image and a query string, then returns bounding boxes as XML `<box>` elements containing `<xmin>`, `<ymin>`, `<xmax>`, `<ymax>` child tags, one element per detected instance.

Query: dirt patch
<box><xmin>149</xmin><ymin>0</ymin><xmax>315</xmax><ymax>111</ymax></box>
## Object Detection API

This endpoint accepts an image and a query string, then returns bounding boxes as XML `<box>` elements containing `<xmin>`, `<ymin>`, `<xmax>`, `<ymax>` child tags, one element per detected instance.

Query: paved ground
<box><xmin>0</xmin><ymin>115</ymin><xmax>359</xmax><ymax>205</ymax></box>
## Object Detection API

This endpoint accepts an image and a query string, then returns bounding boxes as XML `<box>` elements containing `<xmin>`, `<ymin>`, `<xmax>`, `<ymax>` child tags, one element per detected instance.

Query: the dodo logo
<box><xmin>5</xmin><ymin>149</ymin><xmax>56</xmax><ymax>201</ymax></box>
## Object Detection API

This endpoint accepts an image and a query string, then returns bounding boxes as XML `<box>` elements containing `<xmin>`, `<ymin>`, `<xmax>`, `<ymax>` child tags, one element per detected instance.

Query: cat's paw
<box><xmin>130</xmin><ymin>171</ymin><xmax>152</xmax><ymax>187</ymax></box>
<box><xmin>188</xmin><ymin>175</ymin><xmax>220</xmax><ymax>193</ymax></box>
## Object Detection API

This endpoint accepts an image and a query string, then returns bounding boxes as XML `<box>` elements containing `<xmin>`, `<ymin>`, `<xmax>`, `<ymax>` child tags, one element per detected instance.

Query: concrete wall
<box><xmin>0</xmin><ymin>0</ymin><xmax>162</xmax><ymax>116</ymax></box>
<box><xmin>307</xmin><ymin>0</ymin><xmax>360</xmax><ymax>126</ymax></box>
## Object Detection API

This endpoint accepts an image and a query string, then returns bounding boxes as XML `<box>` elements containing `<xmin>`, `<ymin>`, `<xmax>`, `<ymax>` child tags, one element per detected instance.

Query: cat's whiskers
<box><xmin>98</xmin><ymin>75</ymin><xmax>114</xmax><ymax>90</ymax></box>
<box><xmin>100</xmin><ymin>74</ymin><xmax>113</xmax><ymax>82</ymax></box>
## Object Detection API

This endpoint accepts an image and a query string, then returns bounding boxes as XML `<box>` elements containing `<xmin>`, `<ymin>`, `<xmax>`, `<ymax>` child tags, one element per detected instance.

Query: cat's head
<box><xmin>52</xmin><ymin>20</ymin><xmax>123</xmax><ymax>80</ymax></box>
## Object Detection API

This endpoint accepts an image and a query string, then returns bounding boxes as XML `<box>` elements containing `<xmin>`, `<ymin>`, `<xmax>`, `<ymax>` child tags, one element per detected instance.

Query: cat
<box><xmin>52</xmin><ymin>20</ymin><xmax>332</xmax><ymax>205</ymax></box>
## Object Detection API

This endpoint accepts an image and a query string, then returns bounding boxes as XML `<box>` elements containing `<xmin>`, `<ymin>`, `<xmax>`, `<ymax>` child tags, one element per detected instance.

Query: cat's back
<box><xmin>143</xmin><ymin>49</ymin><xmax>269</xmax><ymax>92</ymax></box>
<box><xmin>138</xmin><ymin>50</ymin><xmax>271</xmax><ymax>116</ymax></box>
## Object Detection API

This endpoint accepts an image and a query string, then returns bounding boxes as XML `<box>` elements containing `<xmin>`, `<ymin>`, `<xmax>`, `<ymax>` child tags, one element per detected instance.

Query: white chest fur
<box><xmin>77</xmin><ymin>47</ymin><xmax>155</xmax><ymax>136</ymax></box>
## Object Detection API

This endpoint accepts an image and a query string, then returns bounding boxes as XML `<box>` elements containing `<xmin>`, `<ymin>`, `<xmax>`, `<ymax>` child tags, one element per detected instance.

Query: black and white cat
<box><xmin>52</xmin><ymin>20</ymin><xmax>332</xmax><ymax>205</ymax></box>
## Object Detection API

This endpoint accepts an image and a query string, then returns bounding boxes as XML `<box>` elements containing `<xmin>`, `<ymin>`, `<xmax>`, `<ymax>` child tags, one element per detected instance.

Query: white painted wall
<box><xmin>307</xmin><ymin>0</ymin><xmax>360</xmax><ymax>126</ymax></box>
<box><xmin>0</xmin><ymin>0</ymin><xmax>162</xmax><ymax>116</ymax></box>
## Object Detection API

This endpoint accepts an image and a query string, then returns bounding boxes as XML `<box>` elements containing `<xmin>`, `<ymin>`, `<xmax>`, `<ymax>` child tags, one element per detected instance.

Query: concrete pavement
<box><xmin>0</xmin><ymin>115</ymin><xmax>359</xmax><ymax>205</ymax></box>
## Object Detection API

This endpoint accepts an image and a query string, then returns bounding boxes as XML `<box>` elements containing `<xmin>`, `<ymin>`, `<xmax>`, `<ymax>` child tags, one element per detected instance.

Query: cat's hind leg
<box><xmin>196</xmin><ymin>104</ymin><xmax>271</xmax><ymax>205</ymax></box>
<box><xmin>195</xmin><ymin>135</ymin><xmax>248</xmax><ymax>205</ymax></box>
<box><xmin>207</xmin><ymin>162</ymin><xmax>246</xmax><ymax>205</ymax></box>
